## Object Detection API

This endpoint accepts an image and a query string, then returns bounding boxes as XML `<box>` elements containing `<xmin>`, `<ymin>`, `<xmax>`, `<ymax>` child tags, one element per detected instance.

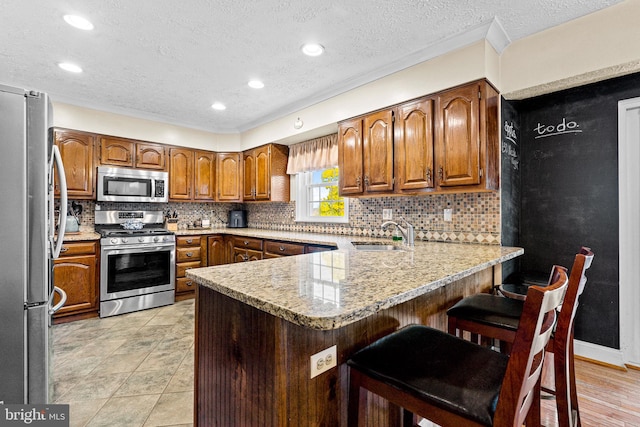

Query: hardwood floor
<box><xmin>540</xmin><ymin>360</ymin><xmax>640</xmax><ymax>426</ymax></box>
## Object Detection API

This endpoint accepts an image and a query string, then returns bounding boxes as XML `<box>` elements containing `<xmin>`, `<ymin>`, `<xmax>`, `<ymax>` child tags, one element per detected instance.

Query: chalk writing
<box><xmin>534</xmin><ymin>118</ymin><xmax>582</xmax><ymax>139</ymax></box>
<box><xmin>504</xmin><ymin>121</ymin><xmax>517</xmax><ymax>144</ymax></box>
<box><xmin>502</xmin><ymin>121</ymin><xmax>519</xmax><ymax>170</ymax></box>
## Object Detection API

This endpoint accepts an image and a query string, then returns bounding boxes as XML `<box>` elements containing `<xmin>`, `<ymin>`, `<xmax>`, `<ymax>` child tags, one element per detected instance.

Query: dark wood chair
<box><xmin>347</xmin><ymin>265</ymin><xmax>569</xmax><ymax>427</ymax></box>
<box><xmin>447</xmin><ymin>247</ymin><xmax>594</xmax><ymax>427</ymax></box>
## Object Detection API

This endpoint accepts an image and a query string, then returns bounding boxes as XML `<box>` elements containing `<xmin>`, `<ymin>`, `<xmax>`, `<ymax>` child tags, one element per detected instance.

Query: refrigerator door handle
<box><xmin>48</xmin><ymin>286</ymin><xmax>67</xmax><ymax>315</ymax></box>
<box><xmin>49</xmin><ymin>144</ymin><xmax>67</xmax><ymax>259</ymax></box>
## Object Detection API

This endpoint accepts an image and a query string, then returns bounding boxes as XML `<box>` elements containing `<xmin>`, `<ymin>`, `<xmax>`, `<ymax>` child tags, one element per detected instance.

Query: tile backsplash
<box><xmin>70</xmin><ymin>191</ymin><xmax>500</xmax><ymax>244</ymax></box>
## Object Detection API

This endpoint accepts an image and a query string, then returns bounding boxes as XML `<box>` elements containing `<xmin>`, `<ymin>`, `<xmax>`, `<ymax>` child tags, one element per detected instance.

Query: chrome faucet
<box><xmin>381</xmin><ymin>217</ymin><xmax>415</xmax><ymax>248</ymax></box>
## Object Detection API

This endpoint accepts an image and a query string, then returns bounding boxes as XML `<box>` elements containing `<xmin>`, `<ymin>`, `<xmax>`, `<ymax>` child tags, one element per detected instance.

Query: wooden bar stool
<box><xmin>347</xmin><ymin>265</ymin><xmax>569</xmax><ymax>427</ymax></box>
<box><xmin>447</xmin><ymin>247</ymin><xmax>593</xmax><ymax>427</ymax></box>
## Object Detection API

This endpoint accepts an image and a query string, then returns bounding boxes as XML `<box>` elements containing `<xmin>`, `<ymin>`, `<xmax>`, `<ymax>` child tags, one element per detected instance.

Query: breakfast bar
<box><xmin>187</xmin><ymin>240</ymin><xmax>523</xmax><ymax>426</ymax></box>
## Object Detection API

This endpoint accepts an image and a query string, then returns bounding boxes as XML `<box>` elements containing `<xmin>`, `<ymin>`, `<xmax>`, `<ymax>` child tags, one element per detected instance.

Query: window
<box><xmin>295</xmin><ymin>166</ymin><xmax>349</xmax><ymax>223</ymax></box>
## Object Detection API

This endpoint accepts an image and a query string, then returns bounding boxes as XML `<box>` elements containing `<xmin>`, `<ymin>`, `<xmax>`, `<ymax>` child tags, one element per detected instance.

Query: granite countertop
<box><xmin>187</xmin><ymin>239</ymin><xmax>523</xmax><ymax>330</ymax></box>
<box><xmin>62</xmin><ymin>228</ymin><xmax>101</xmax><ymax>242</ymax></box>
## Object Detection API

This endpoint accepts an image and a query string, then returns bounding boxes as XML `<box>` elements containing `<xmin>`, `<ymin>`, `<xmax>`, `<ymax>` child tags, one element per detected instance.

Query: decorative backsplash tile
<box><xmin>68</xmin><ymin>191</ymin><xmax>500</xmax><ymax>244</ymax></box>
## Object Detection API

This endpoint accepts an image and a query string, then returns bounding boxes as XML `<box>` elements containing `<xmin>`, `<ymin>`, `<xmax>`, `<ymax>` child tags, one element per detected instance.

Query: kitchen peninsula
<box><xmin>187</xmin><ymin>238</ymin><xmax>522</xmax><ymax>426</ymax></box>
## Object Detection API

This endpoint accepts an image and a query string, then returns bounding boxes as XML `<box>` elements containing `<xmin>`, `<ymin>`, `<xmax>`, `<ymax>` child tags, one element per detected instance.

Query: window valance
<box><xmin>286</xmin><ymin>133</ymin><xmax>338</xmax><ymax>174</ymax></box>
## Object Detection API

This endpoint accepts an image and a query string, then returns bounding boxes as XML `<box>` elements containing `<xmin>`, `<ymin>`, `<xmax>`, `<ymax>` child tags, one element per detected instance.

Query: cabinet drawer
<box><xmin>176</xmin><ymin>261</ymin><xmax>201</xmax><ymax>277</ymax></box>
<box><xmin>305</xmin><ymin>244</ymin><xmax>337</xmax><ymax>254</ymax></box>
<box><xmin>231</xmin><ymin>236</ymin><xmax>263</xmax><ymax>251</ymax></box>
<box><xmin>264</xmin><ymin>240</ymin><xmax>305</xmax><ymax>257</ymax></box>
<box><xmin>176</xmin><ymin>236</ymin><xmax>202</xmax><ymax>247</ymax></box>
<box><xmin>176</xmin><ymin>277</ymin><xmax>197</xmax><ymax>293</ymax></box>
<box><xmin>177</xmin><ymin>247</ymin><xmax>201</xmax><ymax>262</ymax></box>
<box><xmin>59</xmin><ymin>241</ymin><xmax>97</xmax><ymax>256</ymax></box>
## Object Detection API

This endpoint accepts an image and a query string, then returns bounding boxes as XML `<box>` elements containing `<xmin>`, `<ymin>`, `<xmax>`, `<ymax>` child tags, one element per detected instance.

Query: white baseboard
<box><xmin>574</xmin><ymin>339</ymin><xmax>625</xmax><ymax>368</ymax></box>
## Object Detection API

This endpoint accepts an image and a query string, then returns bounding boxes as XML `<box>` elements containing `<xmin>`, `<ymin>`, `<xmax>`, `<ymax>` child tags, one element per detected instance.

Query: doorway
<box><xmin>618</xmin><ymin>97</ymin><xmax>640</xmax><ymax>368</ymax></box>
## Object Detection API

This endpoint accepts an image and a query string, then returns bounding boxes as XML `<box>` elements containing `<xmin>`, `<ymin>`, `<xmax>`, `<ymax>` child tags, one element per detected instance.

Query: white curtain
<box><xmin>286</xmin><ymin>133</ymin><xmax>338</xmax><ymax>174</ymax></box>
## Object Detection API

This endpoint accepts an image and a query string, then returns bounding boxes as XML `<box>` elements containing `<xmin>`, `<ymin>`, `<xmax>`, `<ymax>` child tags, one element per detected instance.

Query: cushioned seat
<box><xmin>347</xmin><ymin>265</ymin><xmax>569</xmax><ymax>427</ymax></box>
<box><xmin>446</xmin><ymin>293</ymin><xmax>523</xmax><ymax>332</ymax></box>
<box><xmin>348</xmin><ymin>325</ymin><xmax>508</xmax><ymax>426</ymax></box>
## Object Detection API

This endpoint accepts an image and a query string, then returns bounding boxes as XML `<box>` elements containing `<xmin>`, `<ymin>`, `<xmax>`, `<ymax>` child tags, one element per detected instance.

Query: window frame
<box><xmin>294</xmin><ymin>168</ymin><xmax>349</xmax><ymax>224</ymax></box>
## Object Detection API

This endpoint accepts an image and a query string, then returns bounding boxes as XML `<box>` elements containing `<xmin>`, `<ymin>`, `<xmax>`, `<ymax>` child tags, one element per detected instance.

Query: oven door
<box><xmin>100</xmin><ymin>243</ymin><xmax>175</xmax><ymax>301</ymax></box>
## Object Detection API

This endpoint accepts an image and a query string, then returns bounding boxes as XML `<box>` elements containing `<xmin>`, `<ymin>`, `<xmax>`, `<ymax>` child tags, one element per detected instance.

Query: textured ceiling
<box><xmin>0</xmin><ymin>0</ymin><xmax>621</xmax><ymax>134</ymax></box>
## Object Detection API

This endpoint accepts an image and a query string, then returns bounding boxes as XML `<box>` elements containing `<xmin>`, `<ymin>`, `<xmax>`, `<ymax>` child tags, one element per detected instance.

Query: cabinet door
<box><xmin>207</xmin><ymin>235</ymin><xmax>227</xmax><ymax>266</ymax></box>
<box><xmin>363</xmin><ymin>109</ymin><xmax>394</xmax><ymax>193</ymax></box>
<box><xmin>232</xmin><ymin>248</ymin><xmax>248</xmax><ymax>263</ymax></box>
<box><xmin>338</xmin><ymin>118</ymin><xmax>364</xmax><ymax>195</ymax></box>
<box><xmin>54</xmin><ymin>129</ymin><xmax>95</xmax><ymax>198</ymax></box>
<box><xmin>243</xmin><ymin>151</ymin><xmax>255</xmax><ymax>200</ymax></box>
<box><xmin>52</xmin><ymin>254</ymin><xmax>97</xmax><ymax>317</ymax></box>
<box><xmin>169</xmin><ymin>147</ymin><xmax>194</xmax><ymax>200</ymax></box>
<box><xmin>136</xmin><ymin>142</ymin><xmax>166</xmax><ymax>170</ymax></box>
<box><xmin>435</xmin><ymin>83</ymin><xmax>480</xmax><ymax>187</ymax></box>
<box><xmin>254</xmin><ymin>145</ymin><xmax>271</xmax><ymax>200</ymax></box>
<box><xmin>99</xmin><ymin>136</ymin><xmax>134</xmax><ymax>168</ymax></box>
<box><xmin>395</xmin><ymin>98</ymin><xmax>435</xmax><ymax>192</ymax></box>
<box><xmin>194</xmin><ymin>150</ymin><xmax>216</xmax><ymax>201</ymax></box>
<box><xmin>217</xmin><ymin>152</ymin><xmax>242</xmax><ymax>202</ymax></box>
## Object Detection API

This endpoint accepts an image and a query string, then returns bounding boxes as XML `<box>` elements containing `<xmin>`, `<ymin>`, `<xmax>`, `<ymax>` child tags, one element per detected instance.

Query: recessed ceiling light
<box><xmin>58</xmin><ymin>62</ymin><xmax>83</xmax><ymax>73</ymax></box>
<box><xmin>211</xmin><ymin>102</ymin><xmax>226</xmax><ymax>111</ymax></box>
<box><xmin>301</xmin><ymin>43</ymin><xmax>324</xmax><ymax>57</ymax></box>
<box><xmin>63</xmin><ymin>14</ymin><xmax>94</xmax><ymax>31</ymax></box>
<box><xmin>248</xmin><ymin>80</ymin><xmax>264</xmax><ymax>89</ymax></box>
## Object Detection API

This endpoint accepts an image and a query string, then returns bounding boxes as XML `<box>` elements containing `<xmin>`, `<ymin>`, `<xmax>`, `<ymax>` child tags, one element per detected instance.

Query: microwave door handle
<box><xmin>50</xmin><ymin>145</ymin><xmax>67</xmax><ymax>258</ymax></box>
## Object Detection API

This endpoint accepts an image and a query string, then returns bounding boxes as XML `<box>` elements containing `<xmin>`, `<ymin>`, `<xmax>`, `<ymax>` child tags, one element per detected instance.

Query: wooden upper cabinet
<box><xmin>435</xmin><ymin>82</ymin><xmax>481</xmax><ymax>187</ymax></box>
<box><xmin>99</xmin><ymin>136</ymin><xmax>134</xmax><ymax>167</ymax></box>
<box><xmin>395</xmin><ymin>98</ymin><xmax>435</xmax><ymax>192</ymax></box>
<box><xmin>135</xmin><ymin>142</ymin><xmax>166</xmax><ymax>170</ymax></box>
<box><xmin>169</xmin><ymin>147</ymin><xmax>194</xmax><ymax>200</ymax></box>
<box><xmin>194</xmin><ymin>150</ymin><xmax>216</xmax><ymax>201</ymax></box>
<box><xmin>54</xmin><ymin>129</ymin><xmax>95</xmax><ymax>199</ymax></box>
<box><xmin>243</xmin><ymin>151</ymin><xmax>256</xmax><ymax>200</ymax></box>
<box><xmin>217</xmin><ymin>152</ymin><xmax>242</xmax><ymax>202</ymax></box>
<box><xmin>242</xmin><ymin>144</ymin><xmax>289</xmax><ymax>202</ymax></box>
<box><xmin>99</xmin><ymin>136</ymin><xmax>166</xmax><ymax>170</ymax></box>
<box><xmin>363</xmin><ymin>109</ymin><xmax>394</xmax><ymax>193</ymax></box>
<box><xmin>338</xmin><ymin>118</ymin><xmax>364</xmax><ymax>196</ymax></box>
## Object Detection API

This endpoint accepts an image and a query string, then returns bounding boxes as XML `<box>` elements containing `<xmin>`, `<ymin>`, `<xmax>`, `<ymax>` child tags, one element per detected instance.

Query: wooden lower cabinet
<box><xmin>207</xmin><ymin>235</ymin><xmax>228</xmax><ymax>266</ymax></box>
<box><xmin>263</xmin><ymin>240</ymin><xmax>305</xmax><ymax>258</ymax></box>
<box><xmin>175</xmin><ymin>235</ymin><xmax>206</xmax><ymax>297</ymax></box>
<box><xmin>53</xmin><ymin>241</ymin><xmax>99</xmax><ymax>321</ymax></box>
<box><xmin>231</xmin><ymin>236</ymin><xmax>264</xmax><ymax>263</ymax></box>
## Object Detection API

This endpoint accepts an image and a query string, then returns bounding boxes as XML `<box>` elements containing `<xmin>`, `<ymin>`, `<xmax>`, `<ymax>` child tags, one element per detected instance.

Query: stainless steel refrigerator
<box><xmin>0</xmin><ymin>84</ymin><xmax>68</xmax><ymax>404</ymax></box>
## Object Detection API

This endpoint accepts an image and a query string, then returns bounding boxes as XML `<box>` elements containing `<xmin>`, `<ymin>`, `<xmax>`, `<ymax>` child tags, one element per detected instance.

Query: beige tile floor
<box><xmin>52</xmin><ymin>299</ymin><xmax>195</xmax><ymax>427</ymax></box>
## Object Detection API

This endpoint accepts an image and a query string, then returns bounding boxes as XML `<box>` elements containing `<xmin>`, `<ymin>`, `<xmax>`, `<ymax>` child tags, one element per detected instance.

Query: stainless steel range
<box><xmin>96</xmin><ymin>210</ymin><xmax>175</xmax><ymax>317</ymax></box>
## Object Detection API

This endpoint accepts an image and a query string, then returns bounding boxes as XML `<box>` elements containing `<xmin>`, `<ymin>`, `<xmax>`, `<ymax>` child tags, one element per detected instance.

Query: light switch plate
<box><xmin>382</xmin><ymin>209</ymin><xmax>393</xmax><ymax>220</ymax></box>
<box><xmin>444</xmin><ymin>208</ymin><xmax>452</xmax><ymax>222</ymax></box>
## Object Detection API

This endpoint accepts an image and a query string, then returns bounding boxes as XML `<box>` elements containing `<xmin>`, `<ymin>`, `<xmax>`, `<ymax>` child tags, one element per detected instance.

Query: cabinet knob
<box><xmin>60</xmin><ymin>246</ymin><xmax>69</xmax><ymax>253</ymax></box>
<box><xmin>186</xmin><ymin>252</ymin><xmax>193</xmax><ymax>257</ymax></box>
<box><xmin>279</xmin><ymin>246</ymin><xmax>285</xmax><ymax>251</ymax></box>
<box><xmin>356</xmin><ymin>176</ymin><xmax>361</xmax><ymax>187</ymax></box>
<box><xmin>438</xmin><ymin>167</ymin><xmax>444</xmax><ymax>181</ymax></box>
<box><xmin>426</xmin><ymin>167</ymin><xmax>432</xmax><ymax>184</ymax></box>
<box><xmin>186</xmin><ymin>281</ymin><xmax>194</xmax><ymax>287</ymax></box>
<box><xmin>243</xmin><ymin>240</ymin><xmax>249</xmax><ymax>245</ymax></box>
<box><xmin>364</xmin><ymin>175</ymin><xmax>369</xmax><ymax>188</ymax></box>
<box><xmin>186</xmin><ymin>239</ymin><xmax>193</xmax><ymax>244</ymax></box>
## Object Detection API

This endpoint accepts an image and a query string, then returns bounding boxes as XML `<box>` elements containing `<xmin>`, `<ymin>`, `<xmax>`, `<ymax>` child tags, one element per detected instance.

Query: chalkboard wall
<box><xmin>506</xmin><ymin>72</ymin><xmax>640</xmax><ymax>349</ymax></box>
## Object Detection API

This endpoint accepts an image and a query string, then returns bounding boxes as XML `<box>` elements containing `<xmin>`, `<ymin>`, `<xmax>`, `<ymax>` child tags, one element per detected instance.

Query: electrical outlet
<box><xmin>310</xmin><ymin>345</ymin><xmax>337</xmax><ymax>379</ymax></box>
<box><xmin>444</xmin><ymin>208</ymin><xmax>452</xmax><ymax>222</ymax></box>
<box><xmin>382</xmin><ymin>209</ymin><xmax>393</xmax><ymax>220</ymax></box>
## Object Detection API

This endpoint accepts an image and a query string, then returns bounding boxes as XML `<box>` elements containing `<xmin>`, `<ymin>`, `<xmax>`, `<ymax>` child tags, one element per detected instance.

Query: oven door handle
<box><xmin>102</xmin><ymin>244</ymin><xmax>175</xmax><ymax>254</ymax></box>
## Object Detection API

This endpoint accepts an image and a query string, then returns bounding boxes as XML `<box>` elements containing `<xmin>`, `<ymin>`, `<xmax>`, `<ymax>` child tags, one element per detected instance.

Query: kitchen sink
<box><xmin>351</xmin><ymin>241</ymin><xmax>405</xmax><ymax>251</ymax></box>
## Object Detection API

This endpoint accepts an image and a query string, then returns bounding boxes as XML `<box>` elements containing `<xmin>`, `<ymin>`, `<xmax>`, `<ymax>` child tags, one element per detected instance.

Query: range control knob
<box><xmin>110</xmin><ymin>238</ymin><xmax>118</xmax><ymax>244</ymax></box>
<box><xmin>138</xmin><ymin>237</ymin><xmax>145</xmax><ymax>243</ymax></box>
<box><xmin>121</xmin><ymin>238</ymin><xmax>128</xmax><ymax>243</ymax></box>
<box><xmin>153</xmin><ymin>236</ymin><xmax>160</xmax><ymax>242</ymax></box>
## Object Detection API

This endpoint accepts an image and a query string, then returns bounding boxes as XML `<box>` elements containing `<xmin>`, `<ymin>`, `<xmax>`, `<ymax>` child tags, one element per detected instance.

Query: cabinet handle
<box><xmin>426</xmin><ymin>167</ymin><xmax>432</xmax><ymax>184</ymax></box>
<box><xmin>243</xmin><ymin>240</ymin><xmax>249</xmax><ymax>245</ymax></box>
<box><xmin>186</xmin><ymin>281</ymin><xmax>194</xmax><ymax>287</ymax></box>
<box><xmin>438</xmin><ymin>167</ymin><xmax>443</xmax><ymax>181</ymax></box>
<box><xmin>186</xmin><ymin>252</ymin><xmax>193</xmax><ymax>257</ymax></box>
<box><xmin>364</xmin><ymin>175</ymin><xmax>369</xmax><ymax>188</ymax></box>
<box><xmin>186</xmin><ymin>239</ymin><xmax>193</xmax><ymax>244</ymax></box>
<box><xmin>60</xmin><ymin>247</ymin><xmax>69</xmax><ymax>253</ymax></box>
<box><xmin>356</xmin><ymin>176</ymin><xmax>361</xmax><ymax>187</ymax></box>
<box><xmin>195</xmin><ymin>189</ymin><xmax>198</xmax><ymax>196</ymax></box>
<box><xmin>279</xmin><ymin>246</ymin><xmax>285</xmax><ymax>251</ymax></box>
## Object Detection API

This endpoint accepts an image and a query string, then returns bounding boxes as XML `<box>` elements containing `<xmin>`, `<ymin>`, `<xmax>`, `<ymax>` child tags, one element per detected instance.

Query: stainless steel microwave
<box><xmin>97</xmin><ymin>166</ymin><xmax>169</xmax><ymax>203</ymax></box>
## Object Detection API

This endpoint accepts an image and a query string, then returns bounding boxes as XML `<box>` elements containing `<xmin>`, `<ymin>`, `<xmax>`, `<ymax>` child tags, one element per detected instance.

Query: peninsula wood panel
<box><xmin>195</xmin><ymin>267</ymin><xmax>495</xmax><ymax>426</ymax></box>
